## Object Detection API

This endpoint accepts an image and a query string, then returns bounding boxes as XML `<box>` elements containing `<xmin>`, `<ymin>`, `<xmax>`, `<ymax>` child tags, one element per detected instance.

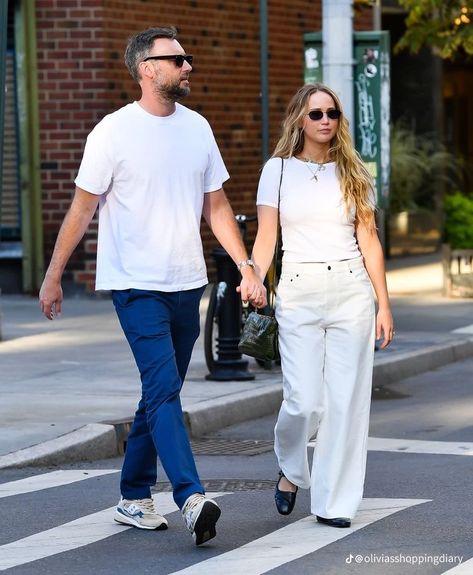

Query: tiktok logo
<box><xmin>346</xmin><ymin>554</ymin><xmax>354</xmax><ymax>564</ymax></box>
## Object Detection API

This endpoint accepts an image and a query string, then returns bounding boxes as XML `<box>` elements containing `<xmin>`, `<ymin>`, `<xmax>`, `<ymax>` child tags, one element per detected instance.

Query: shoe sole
<box><xmin>114</xmin><ymin>510</ymin><xmax>168</xmax><ymax>530</ymax></box>
<box><xmin>316</xmin><ymin>516</ymin><xmax>351</xmax><ymax>528</ymax></box>
<box><xmin>192</xmin><ymin>501</ymin><xmax>221</xmax><ymax>546</ymax></box>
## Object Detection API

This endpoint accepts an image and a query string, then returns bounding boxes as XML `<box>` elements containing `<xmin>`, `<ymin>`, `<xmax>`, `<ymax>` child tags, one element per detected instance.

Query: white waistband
<box><xmin>281</xmin><ymin>256</ymin><xmax>364</xmax><ymax>273</ymax></box>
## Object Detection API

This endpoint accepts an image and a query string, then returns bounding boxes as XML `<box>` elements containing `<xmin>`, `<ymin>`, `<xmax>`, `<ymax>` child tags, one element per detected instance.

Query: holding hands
<box><xmin>237</xmin><ymin>263</ymin><xmax>267</xmax><ymax>309</ymax></box>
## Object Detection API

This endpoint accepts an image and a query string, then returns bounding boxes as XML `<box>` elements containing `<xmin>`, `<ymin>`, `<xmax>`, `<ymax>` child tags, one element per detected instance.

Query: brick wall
<box><xmin>36</xmin><ymin>0</ymin><xmax>108</xmax><ymax>290</ymax></box>
<box><xmin>36</xmin><ymin>0</ymin><xmax>371</xmax><ymax>292</ymax></box>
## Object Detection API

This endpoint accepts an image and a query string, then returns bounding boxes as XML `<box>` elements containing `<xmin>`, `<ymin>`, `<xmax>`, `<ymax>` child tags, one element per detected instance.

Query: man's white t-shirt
<box><xmin>256</xmin><ymin>157</ymin><xmax>375</xmax><ymax>263</ymax></box>
<box><xmin>75</xmin><ymin>102</ymin><xmax>229</xmax><ymax>291</ymax></box>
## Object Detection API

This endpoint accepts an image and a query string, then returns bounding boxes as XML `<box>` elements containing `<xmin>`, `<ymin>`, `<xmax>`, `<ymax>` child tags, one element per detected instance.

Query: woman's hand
<box><xmin>376</xmin><ymin>306</ymin><xmax>394</xmax><ymax>349</ymax></box>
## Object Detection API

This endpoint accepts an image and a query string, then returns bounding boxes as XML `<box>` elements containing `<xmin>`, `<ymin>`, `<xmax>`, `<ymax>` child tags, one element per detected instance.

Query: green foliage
<box><xmin>395</xmin><ymin>0</ymin><xmax>473</xmax><ymax>60</ymax></box>
<box><xmin>444</xmin><ymin>191</ymin><xmax>473</xmax><ymax>248</ymax></box>
<box><xmin>390</xmin><ymin>127</ymin><xmax>426</xmax><ymax>212</ymax></box>
<box><xmin>353</xmin><ymin>0</ymin><xmax>374</xmax><ymax>12</ymax></box>
<box><xmin>390</xmin><ymin>124</ymin><xmax>462</xmax><ymax>212</ymax></box>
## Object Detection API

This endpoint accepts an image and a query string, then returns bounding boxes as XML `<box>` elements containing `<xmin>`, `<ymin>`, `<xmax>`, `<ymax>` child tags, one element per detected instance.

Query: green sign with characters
<box><xmin>353</xmin><ymin>32</ymin><xmax>390</xmax><ymax>209</ymax></box>
<box><xmin>303</xmin><ymin>31</ymin><xmax>391</xmax><ymax>209</ymax></box>
<box><xmin>304</xmin><ymin>32</ymin><xmax>323</xmax><ymax>85</ymax></box>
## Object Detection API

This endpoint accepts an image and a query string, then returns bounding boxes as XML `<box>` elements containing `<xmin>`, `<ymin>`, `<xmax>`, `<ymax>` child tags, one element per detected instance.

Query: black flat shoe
<box><xmin>316</xmin><ymin>515</ymin><xmax>351</xmax><ymax>528</ymax></box>
<box><xmin>274</xmin><ymin>470</ymin><xmax>298</xmax><ymax>515</ymax></box>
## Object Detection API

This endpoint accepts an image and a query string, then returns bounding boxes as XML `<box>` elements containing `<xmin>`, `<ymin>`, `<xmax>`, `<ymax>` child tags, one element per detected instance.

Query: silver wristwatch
<box><xmin>237</xmin><ymin>259</ymin><xmax>255</xmax><ymax>272</ymax></box>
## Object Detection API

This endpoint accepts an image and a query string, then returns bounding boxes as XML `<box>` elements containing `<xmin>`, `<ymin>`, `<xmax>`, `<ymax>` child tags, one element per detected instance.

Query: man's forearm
<box><xmin>203</xmin><ymin>188</ymin><xmax>267</xmax><ymax>306</ymax></box>
<box><xmin>45</xmin><ymin>188</ymin><xmax>99</xmax><ymax>280</ymax></box>
<box><xmin>203</xmin><ymin>190</ymin><xmax>248</xmax><ymax>265</ymax></box>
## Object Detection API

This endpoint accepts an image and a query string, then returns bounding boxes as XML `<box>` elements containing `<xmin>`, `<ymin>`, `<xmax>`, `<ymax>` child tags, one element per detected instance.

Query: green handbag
<box><xmin>238</xmin><ymin>310</ymin><xmax>279</xmax><ymax>361</ymax></box>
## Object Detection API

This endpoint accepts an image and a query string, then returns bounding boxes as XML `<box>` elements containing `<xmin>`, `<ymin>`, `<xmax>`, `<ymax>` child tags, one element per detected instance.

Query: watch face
<box><xmin>238</xmin><ymin>259</ymin><xmax>255</xmax><ymax>270</ymax></box>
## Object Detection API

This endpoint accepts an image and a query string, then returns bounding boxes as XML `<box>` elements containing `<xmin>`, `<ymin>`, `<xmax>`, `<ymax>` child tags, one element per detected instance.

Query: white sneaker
<box><xmin>114</xmin><ymin>497</ymin><xmax>168</xmax><ymax>530</ymax></box>
<box><xmin>181</xmin><ymin>493</ymin><xmax>221</xmax><ymax>545</ymax></box>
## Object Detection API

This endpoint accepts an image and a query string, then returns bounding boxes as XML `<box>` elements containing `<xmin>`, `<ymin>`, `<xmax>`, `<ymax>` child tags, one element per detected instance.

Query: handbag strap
<box><xmin>267</xmin><ymin>157</ymin><xmax>284</xmax><ymax>308</ymax></box>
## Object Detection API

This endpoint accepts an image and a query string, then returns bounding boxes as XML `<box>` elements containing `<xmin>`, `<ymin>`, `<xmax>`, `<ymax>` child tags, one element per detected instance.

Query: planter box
<box><xmin>389</xmin><ymin>211</ymin><xmax>441</xmax><ymax>257</ymax></box>
<box><xmin>442</xmin><ymin>244</ymin><xmax>473</xmax><ymax>297</ymax></box>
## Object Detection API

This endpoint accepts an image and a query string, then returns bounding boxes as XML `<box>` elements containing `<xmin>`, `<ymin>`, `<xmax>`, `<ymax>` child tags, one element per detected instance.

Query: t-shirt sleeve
<box><xmin>203</xmin><ymin>122</ymin><xmax>230</xmax><ymax>193</ymax></box>
<box><xmin>74</xmin><ymin>118</ymin><xmax>113</xmax><ymax>195</ymax></box>
<box><xmin>256</xmin><ymin>157</ymin><xmax>283</xmax><ymax>208</ymax></box>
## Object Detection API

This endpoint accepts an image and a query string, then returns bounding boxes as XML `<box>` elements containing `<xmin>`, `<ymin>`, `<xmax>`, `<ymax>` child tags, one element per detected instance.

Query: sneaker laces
<box><xmin>125</xmin><ymin>498</ymin><xmax>156</xmax><ymax>514</ymax></box>
<box><xmin>182</xmin><ymin>494</ymin><xmax>206</xmax><ymax>529</ymax></box>
<box><xmin>183</xmin><ymin>493</ymin><xmax>206</xmax><ymax>513</ymax></box>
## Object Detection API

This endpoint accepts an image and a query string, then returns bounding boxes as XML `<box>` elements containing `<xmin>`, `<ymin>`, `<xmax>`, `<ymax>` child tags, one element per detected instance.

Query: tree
<box><xmin>395</xmin><ymin>1</ymin><xmax>473</xmax><ymax>59</ymax></box>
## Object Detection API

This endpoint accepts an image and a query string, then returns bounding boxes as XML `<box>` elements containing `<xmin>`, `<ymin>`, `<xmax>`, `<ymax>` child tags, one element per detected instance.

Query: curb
<box><xmin>184</xmin><ymin>383</ymin><xmax>283</xmax><ymax>438</ymax></box>
<box><xmin>185</xmin><ymin>338</ymin><xmax>473</xmax><ymax>437</ymax></box>
<box><xmin>0</xmin><ymin>423</ymin><xmax>118</xmax><ymax>470</ymax></box>
<box><xmin>372</xmin><ymin>338</ymin><xmax>473</xmax><ymax>387</ymax></box>
<box><xmin>2</xmin><ymin>338</ymin><xmax>473</xmax><ymax>469</ymax></box>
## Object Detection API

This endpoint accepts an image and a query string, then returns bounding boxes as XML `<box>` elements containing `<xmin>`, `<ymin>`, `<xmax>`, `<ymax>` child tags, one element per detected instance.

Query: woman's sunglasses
<box><xmin>307</xmin><ymin>109</ymin><xmax>341</xmax><ymax>121</ymax></box>
<box><xmin>143</xmin><ymin>54</ymin><xmax>194</xmax><ymax>68</ymax></box>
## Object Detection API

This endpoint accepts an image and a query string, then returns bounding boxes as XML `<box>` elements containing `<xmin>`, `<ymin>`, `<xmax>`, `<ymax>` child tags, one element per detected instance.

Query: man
<box><xmin>39</xmin><ymin>26</ymin><xmax>266</xmax><ymax>546</ymax></box>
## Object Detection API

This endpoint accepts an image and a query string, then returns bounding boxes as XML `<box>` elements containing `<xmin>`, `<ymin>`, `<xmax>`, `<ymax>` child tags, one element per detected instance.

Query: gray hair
<box><xmin>124</xmin><ymin>26</ymin><xmax>177</xmax><ymax>82</ymax></box>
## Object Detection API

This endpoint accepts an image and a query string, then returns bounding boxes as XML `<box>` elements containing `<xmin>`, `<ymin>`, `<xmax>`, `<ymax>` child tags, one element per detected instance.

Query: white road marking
<box><xmin>441</xmin><ymin>557</ymin><xmax>472</xmax><ymax>573</ymax></box>
<box><xmin>0</xmin><ymin>492</ymin><xmax>226</xmax><ymax>571</ymax></box>
<box><xmin>0</xmin><ymin>469</ymin><xmax>119</xmax><ymax>498</ymax></box>
<box><xmin>451</xmin><ymin>324</ymin><xmax>473</xmax><ymax>335</ymax></box>
<box><xmin>168</xmin><ymin>498</ymin><xmax>429</xmax><ymax>575</ymax></box>
<box><xmin>367</xmin><ymin>437</ymin><xmax>473</xmax><ymax>456</ymax></box>
<box><xmin>306</xmin><ymin>437</ymin><xmax>473</xmax><ymax>457</ymax></box>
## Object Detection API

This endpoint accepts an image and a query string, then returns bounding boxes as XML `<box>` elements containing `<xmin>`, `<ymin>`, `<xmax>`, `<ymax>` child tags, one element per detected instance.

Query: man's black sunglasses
<box><xmin>143</xmin><ymin>54</ymin><xmax>193</xmax><ymax>67</ymax></box>
<box><xmin>307</xmin><ymin>109</ymin><xmax>342</xmax><ymax>121</ymax></box>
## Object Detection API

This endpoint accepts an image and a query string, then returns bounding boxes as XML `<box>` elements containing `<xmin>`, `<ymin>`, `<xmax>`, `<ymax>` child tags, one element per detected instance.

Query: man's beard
<box><xmin>154</xmin><ymin>77</ymin><xmax>190</xmax><ymax>102</ymax></box>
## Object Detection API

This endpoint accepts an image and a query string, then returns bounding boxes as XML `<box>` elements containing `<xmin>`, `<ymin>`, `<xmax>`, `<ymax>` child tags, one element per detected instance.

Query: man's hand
<box><xmin>39</xmin><ymin>276</ymin><xmax>63</xmax><ymax>320</ymax></box>
<box><xmin>237</xmin><ymin>270</ymin><xmax>267</xmax><ymax>308</ymax></box>
<box><xmin>37</xmin><ymin>186</ymin><xmax>99</xmax><ymax>320</ymax></box>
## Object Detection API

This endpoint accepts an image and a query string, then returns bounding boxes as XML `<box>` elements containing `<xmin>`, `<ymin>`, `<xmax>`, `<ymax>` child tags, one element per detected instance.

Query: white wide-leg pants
<box><xmin>274</xmin><ymin>256</ymin><xmax>375</xmax><ymax>519</ymax></box>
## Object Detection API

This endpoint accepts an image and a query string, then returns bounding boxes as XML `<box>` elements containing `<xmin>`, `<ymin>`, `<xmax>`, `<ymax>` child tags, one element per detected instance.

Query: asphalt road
<box><xmin>390</xmin><ymin>294</ymin><xmax>473</xmax><ymax>333</ymax></box>
<box><xmin>1</xmin><ymin>357</ymin><xmax>472</xmax><ymax>574</ymax></box>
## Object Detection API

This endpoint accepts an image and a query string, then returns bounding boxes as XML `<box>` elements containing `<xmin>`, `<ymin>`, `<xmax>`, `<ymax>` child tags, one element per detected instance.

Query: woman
<box><xmin>251</xmin><ymin>83</ymin><xmax>393</xmax><ymax>528</ymax></box>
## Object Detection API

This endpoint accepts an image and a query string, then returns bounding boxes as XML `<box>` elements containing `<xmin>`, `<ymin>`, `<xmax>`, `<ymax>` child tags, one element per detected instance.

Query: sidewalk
<box><xmin>1</xmin><ymin>253</ymin><xmax>472</xmax><ymax>468</ymax></box>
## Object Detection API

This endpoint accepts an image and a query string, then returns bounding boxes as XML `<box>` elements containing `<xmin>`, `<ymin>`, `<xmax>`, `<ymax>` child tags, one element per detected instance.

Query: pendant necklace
<box><xmin>299</xmin><ymin>157</ymin><xmax>326</xmax><ymax>182</ymax></box>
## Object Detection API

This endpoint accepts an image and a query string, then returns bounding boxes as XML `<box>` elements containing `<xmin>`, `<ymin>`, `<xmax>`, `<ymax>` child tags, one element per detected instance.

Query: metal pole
<box><xmin>259</xmin><ymin>0</ymin><xmax>269</xmax><ymax>162</ymax></box>
<box><xmin>15</xmin><ymin>0</ymin><xmax>44</xmax><ymax>292</ymax></box>
<box><xmin>371</xmin><ymin>1</ymin><xmax>388</xmax><ymax>256</ymax></box>
<box><xmin>0</xmin><ymin>0</ymin><xmax>8</xmax><ymax>235</ymax></box>
<box><xmin>0</xmin><ymin>1</ymin><xmax>6</xmax><ymax>339</ymax></box>
<box><xmin>322</xmin><ymin>0</ymin><xmax>354</xmax><ymax>136</ymax></box>
<box><xmin>205</xmin><ymin>247</ymin><xmax>254</xmax><ymax>381</ymax></box>
<box><xmin>372</xmin><ymin>0</ymin><xmax>382</xmax><ymax>31</ymax></box>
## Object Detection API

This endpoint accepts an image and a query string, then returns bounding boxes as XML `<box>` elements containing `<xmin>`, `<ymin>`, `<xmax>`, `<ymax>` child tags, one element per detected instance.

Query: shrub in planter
<box><xmin>444</xmin><ymin>192</ymin><xmax>473</xmax><ymax>249</ymax></box>
<box><xmin>390</xmin><ymin>124</ymin><xmax>463</xmax><ymax>213</ymax></box>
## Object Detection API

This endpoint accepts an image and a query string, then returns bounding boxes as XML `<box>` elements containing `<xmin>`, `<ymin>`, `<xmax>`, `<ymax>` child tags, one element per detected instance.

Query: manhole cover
<box><xmin>153</xmin><ymin>479</ymin><xmax>276</xmax><ymax>493</ymax></box>
<box><xmin>190</xmin><ymin>438</ymin><xmax>274</xmax><ymax>456</ymax></box>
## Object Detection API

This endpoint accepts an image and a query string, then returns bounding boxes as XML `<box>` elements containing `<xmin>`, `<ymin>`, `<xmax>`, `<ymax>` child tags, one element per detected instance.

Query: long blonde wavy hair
<box><xmin>272</xmin><ymin>83</ymin><xmax>375</xmax><ymax>229</ymax></box>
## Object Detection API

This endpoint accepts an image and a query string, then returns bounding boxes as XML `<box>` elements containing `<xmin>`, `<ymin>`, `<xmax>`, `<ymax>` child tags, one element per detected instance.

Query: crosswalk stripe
<box><xmin>0</xmin><ymin>469</ymin><xmax>119</xmax><ymax>498</ymax></box>
<box><xmin>451</xmin><ymin>324</ymin><xmax>473</xmax><ymax>335</ymax></box>
<box><xmin>367</xmin><ymin>437</ymin><xmax>473</xmax><ymax>456</ymax></box>
<box><xmin>168</xmin><ymin>498</ymin><xmax>429</xmax><ymax>575</ymax></box>
<box><xmin>441</xmin><ymin>557</ymin><xmax>472</xmax><ymax>573</ymax></box>
<box><xmin>0</xmin><ymin>491</ymin><xmax>225</xmax><ymax>572</ymax></box>
<box><xmin>306</xmin><ymin>438</ymin><xmax>473</xmax><ymax>457</ymax></box>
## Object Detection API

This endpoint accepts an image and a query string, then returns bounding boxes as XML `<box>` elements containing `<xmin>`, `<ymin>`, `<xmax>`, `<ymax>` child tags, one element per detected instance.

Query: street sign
<box><xmin>353</xmin><ymin>32</ymin><xmax>390</xmax><ymax>209</ymax></box>
<box><xmin>303</xmin><ymin>31</ymin><xmax>391</xmax><ymax>209</ymax></box>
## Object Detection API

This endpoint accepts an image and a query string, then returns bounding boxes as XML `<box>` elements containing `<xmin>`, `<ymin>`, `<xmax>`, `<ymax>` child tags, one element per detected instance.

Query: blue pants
<box><xmin>112</xmin><ymin>286</ymin><xmax>206</xmax><ymax>509</ymax></box>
